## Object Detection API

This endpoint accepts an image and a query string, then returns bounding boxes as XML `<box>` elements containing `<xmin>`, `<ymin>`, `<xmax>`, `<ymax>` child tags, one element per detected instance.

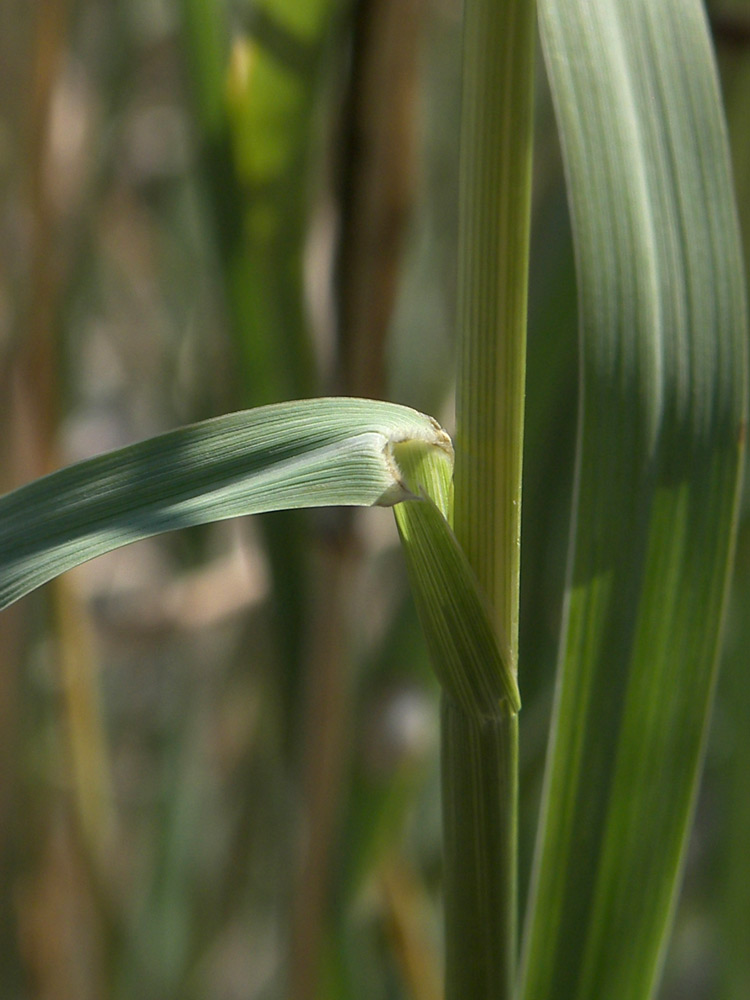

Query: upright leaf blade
<box><xmin>521</xmin><ymin>2</ymin><xmax>747</xmax><ymax>999</ymax></box>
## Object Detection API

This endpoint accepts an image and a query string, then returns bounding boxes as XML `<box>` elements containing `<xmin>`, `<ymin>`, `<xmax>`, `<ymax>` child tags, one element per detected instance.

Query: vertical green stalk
<box><xmin>447</xmin><ymin>0</ymin><xmax>535</xmax><ymax>996</ymax></box>
<box><xmin>454</xmin><ymin>0</ymin><xmax>534</xmax><ymax>649</ymax></box>
<box><xmin>441</xmin><ymin>700</ymin><xmax>519</xmax><ymax>999</ymax></box>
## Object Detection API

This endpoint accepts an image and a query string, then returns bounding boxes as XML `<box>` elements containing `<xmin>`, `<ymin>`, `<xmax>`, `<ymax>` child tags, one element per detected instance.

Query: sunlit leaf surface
<box><xmin>0</xmin><ymin>398</ymin><xmax>446</xmax><ymax>611</ymax></box>
<box><xmin>521</xmin><ymin>1</ymin><xmax>747</xmax><ymax>998</ymax></box>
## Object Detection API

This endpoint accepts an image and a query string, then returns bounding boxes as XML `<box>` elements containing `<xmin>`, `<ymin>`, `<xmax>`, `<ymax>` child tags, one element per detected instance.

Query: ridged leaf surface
<box><xmin>521</xmin><ymin>2</ymin><xmax>747</xmax><ymax>998</ymax></box>
<box><xmin>0</xmin><ymin>398</ymin><xmax>445</xmax><ymax>611</ymax></box>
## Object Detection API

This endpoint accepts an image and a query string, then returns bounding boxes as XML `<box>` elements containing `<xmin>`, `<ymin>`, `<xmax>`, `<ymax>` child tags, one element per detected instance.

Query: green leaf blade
<box><xmin>521</xmin><ymin>1</ymin><xmax>747</xmax><ymax>999</ymax></box>
<box><xmin>392</xmin><ymin>440</ymin><xmax>520</xmax><ymax>717</ymax></box>
<box><xmin>0</xmin><ymin>398</ymin><xmax>447</xmax><ymax>611</ymax></box>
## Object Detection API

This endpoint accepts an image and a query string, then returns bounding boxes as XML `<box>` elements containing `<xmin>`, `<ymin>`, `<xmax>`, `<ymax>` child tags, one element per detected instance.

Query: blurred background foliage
<box><xmin>0</xmin><ymin>1</ymin><xmax>747</xmax><ymax>998</ymax></box>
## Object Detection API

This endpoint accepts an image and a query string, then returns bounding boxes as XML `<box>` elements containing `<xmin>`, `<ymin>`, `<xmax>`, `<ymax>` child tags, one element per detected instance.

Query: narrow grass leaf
<box><xmin>521</xmin><ymin>3</ymin><xmax>747</xmax><ymax>999</ymax></box>
<box><xmin>0</xmin><ymin>398</ymin><xmax>447</xmax><ymax>612</ymax></box>
<box><xmin>392</xmin><ymin>440</ymin><xmax>520</xmax><ymax>717</ymax></box>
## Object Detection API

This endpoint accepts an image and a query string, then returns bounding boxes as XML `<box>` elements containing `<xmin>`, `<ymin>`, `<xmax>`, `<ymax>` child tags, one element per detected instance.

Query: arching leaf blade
<box><xmin>0</xmin><ymin>398</ymin><xmax>447</xmax><ymax>611</ymax></box>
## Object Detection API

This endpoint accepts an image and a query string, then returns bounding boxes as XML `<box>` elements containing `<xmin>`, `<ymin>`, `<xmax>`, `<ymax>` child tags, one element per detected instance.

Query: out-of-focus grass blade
<box><xmin>179</xmin><ymin>0</ymin><xmax>335</xmax><ymax>404</ymax></box>
<box><xmin>716</xmin><ymin>39</ymin><xmax>750</xmax><ymax>1000</ymax></box>
<box><xmin>178</xmin><ymin>0</ymin><xmax>338</xmax><ymax>696</ymax></box>
<box><xmin>521</xmin><ymin>2</ymin><xmax>747</xmax><ymax>999</ymax></box>
<box><xmin>194</xmin><ymin>0</ymin><xmax>337</xmax><ymax>405</ymax></box>
<box><xmin>0</xmin><ymin>399</ymin><xmax>447</xmax><ymax>612</ymax></box>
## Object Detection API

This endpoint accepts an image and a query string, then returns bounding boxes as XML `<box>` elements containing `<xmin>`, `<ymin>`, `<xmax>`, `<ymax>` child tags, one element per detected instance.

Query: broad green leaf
<box><xmin>715</xmin><ymin>44</ymin><xmax>750</xmax><ymax>1000</ymax></box>
<box><xmin>0</xmin><ymin>398</ymin><xmax>446</xmax><ymax>612</ymax></box>
<box><xmin>521</xmin><ymin>3</ymin><xmax>747</xmax><ymax>1000</ymax></box>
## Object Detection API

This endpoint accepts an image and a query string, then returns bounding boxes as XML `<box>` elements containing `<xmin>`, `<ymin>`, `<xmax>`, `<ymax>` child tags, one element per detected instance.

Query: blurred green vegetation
<box><xmin>0</xmin><ymin>1</ymin><xmax>747</xmax><ymax>998</ymax></box>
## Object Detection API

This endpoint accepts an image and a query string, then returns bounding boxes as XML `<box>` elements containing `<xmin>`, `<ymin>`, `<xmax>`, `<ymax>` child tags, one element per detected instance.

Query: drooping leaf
<box><xmin>0</xmin><ymin>398</ymin><xmax>445</xmax><ymax>611</ymax></box>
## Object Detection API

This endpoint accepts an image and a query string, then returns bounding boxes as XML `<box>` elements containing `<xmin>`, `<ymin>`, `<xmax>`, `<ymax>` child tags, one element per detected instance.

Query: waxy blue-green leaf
<box><xmin>520</xmin><ymin>2</ymin><xmax>747</xmax><ymax>1000</ymax></box>
<box><xmin>0</xmin><ymin>398</ymin><xmax>447</xmax><ymax>611</ymax></box>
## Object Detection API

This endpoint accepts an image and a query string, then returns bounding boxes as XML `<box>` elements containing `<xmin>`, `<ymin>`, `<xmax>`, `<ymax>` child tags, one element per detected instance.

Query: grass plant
<box><xmin>0</xmin><ymin>0</ymin><xmax>747</xmax><ymax>998</ymax></box>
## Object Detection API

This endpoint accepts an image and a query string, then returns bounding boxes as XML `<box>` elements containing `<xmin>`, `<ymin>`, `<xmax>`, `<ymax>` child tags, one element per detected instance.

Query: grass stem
<box><xmin>447</xmin><ymin>0</ymin><xmax>535</xmax><ymax>995</ymax></box>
